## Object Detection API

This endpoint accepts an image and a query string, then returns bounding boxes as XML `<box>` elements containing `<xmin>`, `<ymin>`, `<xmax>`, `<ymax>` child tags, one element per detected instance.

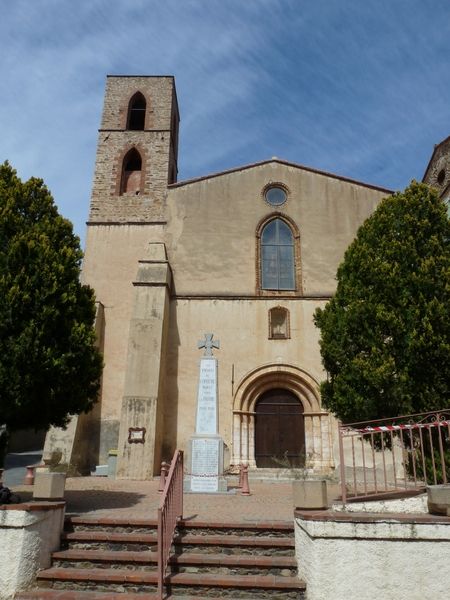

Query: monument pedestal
<box><xmin>185</xmin><ymin>434</ymin><xmax>227</xmax><ymax>493</ymax></box>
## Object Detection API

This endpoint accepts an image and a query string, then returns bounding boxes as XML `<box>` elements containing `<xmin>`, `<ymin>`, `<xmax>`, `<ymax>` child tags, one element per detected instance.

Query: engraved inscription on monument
<box><xmin>191</xmin><ymin>438</ymin><xmax>219</xmax><ymax>474</ymax></box>
<box><xmin>190</xmin><ymin>437</ymin><xmax>220</xmax><ymax>492</ymax></box>
<box><xmin>195</xmin><ymin>358</ymin><xmax>218</xmax><ymax>434</ymax></box>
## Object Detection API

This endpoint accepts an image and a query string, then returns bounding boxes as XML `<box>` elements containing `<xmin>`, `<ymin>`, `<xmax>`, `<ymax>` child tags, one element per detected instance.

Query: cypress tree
<box><xmin>0</xmin><ymin>162</ymin><xmax>102</xmax><ymax>440</ymax></box>
<box><xmin>315</xmin><ymin>181</ymin><xmax>450</xmax><ymax>424</ymax></box>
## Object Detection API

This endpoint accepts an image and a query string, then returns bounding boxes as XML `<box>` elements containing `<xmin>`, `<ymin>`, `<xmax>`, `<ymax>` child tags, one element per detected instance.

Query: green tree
<box><xmin>0</xmin><ymin>162</ymin><xmax>102</xmax><ymax>448</ymax></box>
<box><xmin>314</xmin><ymin>181</ymin><xmax>450</xmax><ymax>424</ymax></box>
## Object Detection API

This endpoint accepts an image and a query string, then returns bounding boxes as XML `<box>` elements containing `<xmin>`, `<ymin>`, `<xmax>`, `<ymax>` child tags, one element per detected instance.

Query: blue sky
<box><xmin>1</xmin><ymin>0</ymin><xmax>450</xmax><ymax>244</ymax></box>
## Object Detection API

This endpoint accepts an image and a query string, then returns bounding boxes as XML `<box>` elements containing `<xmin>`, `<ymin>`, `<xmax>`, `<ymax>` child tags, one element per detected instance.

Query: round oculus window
<box><xmin>265</xmin><ymin>186</ymin><xmax>287</xmax><ymax>206</ymax></box>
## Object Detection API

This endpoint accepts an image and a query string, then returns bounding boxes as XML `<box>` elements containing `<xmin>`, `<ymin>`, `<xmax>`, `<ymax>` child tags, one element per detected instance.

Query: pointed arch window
<box><xmin>120</xmin><ymin>148</ymin><xmax>142</xmax><ymax>195</ymax></box>
<box><xmin>261</xmin><ymin>219</ymin><xmax>295</xmax><ymax>290</ymax></box>
<box><xmin>127</xmin><ymin>92</ymin><xmax>146</xmax><ymax>130</ymax></box>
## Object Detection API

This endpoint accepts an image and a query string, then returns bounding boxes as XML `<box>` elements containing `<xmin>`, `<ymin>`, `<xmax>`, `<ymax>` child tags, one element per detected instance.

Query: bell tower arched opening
<box><xmin>120</xmin><ymin>148</ymin><xmax>143</xmax><ymax>195</ymax></box>
<box><xmin>127</xmin><ymin>92</ymin><xmax>146</xmax><ymax>130</ymax></box>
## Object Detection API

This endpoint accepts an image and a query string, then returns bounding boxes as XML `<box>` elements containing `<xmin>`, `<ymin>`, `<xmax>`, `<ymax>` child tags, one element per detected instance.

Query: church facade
<box><xmin>45</xmin><ymin>75</ymin><xmax>443</xmax><ymax>480</ymax></box>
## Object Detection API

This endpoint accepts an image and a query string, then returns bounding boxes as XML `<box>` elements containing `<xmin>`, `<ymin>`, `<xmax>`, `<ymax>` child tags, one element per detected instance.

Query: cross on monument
<box><xmin>198</xmin><ymin>333</ymin><xmax>220</xmax><ymax>357</ymax></box>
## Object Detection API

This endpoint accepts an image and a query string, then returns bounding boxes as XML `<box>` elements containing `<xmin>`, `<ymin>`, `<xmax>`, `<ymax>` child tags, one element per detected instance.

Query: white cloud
<box><xmin>1</xmin><ymin>0</ymin><xmax>450</xmax><ymax>242</ymax></box>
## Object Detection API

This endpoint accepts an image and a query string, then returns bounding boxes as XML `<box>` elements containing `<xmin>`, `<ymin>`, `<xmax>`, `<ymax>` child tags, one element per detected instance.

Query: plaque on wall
<box><xmin>128</xmin><ymin>427</ymin><xmax>146</xmax><ymax>444</ymax></box>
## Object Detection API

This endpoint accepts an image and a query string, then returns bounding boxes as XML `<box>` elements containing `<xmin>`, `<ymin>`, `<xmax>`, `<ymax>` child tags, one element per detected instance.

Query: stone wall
<box><xmin>423</xmin><ymin>135</ymin><xmax>450</xmax><ymax>194</ymax></box>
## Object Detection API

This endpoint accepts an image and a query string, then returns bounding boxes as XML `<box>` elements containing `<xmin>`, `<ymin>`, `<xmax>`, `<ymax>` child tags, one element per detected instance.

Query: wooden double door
<box><xmin>254</xmin><ymin>389</ymin><xmax>305</xmax><ymax>468</ymax></box>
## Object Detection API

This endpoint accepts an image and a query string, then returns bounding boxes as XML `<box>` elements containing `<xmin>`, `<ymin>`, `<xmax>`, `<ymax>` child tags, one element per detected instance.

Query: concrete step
<box><xmin>17</xmin><ymin>590</ymin><xmax>255</xmax><ymax>599</ymax></box>
<box><xmin>65</xmin><ymin>515</ymin><xmax>294</xmax><ymax>536</ymax></box>
<box><xmin>61</xmin><ymin>530</ymin><xmax>157</xmax><ymax>551</ymax></box>
<box><xmin>52</xmin><ymin>548</ymin><xmax>297</xmax><ymax>574</ymax></box>
<box><xmin>243</xmin><ymin>468</ymin><xmax>312</xmax><ymax>482</ymax></box>
<box><xmin>16</xmin><ymin>591</ymin><xmax>159</xmax><ymax>599</ymax></box>
<box><xmin>62</xmin><ymin>530</ymin><xmax>295</xmax><ymax>555</ymax></box>
<box><xmin>35</xmin><ymin>567</ymin><xmax>305</xmax><ymax>598</ymax></box>
<box><xmin>22</xmin><ymin>516</ymin><xmax>302</xmax><ymax>598</ymax></box>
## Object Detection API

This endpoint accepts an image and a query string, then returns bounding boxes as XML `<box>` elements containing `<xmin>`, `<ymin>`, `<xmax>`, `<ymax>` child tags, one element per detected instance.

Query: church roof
<box><xmin>169</xmin><ymin>158</ymin><xmax>393</xmax><ymax>194</ymax></box>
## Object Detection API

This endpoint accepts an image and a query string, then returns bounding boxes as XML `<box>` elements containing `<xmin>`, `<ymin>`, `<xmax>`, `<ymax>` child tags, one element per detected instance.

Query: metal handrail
<box><xmin>339</xmin><ymin>409</ymin><xmax>450</xmax><ymax>503</ymax></box>
<box><xmin>157</xmin><ymin>450</ymin><xmax>184</xmax><ymax>599</ymax></box>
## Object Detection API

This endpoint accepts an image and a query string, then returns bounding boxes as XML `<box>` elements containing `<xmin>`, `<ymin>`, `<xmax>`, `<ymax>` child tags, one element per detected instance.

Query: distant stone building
<box><xmin>423</xmin><ymin>135</ymin><xmax>450</xmax><ymax>212</ymax></box>
<box><xmin>45</xmin><ymin>76</ymin><xmax>442</xmax><ymax>480</ymax></box>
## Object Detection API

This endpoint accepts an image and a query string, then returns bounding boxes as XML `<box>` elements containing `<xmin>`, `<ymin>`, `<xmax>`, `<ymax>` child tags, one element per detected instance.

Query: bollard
<box><xmin>23</xmin><ymin>465</ymin><xmax>36</xmax><ymax>485</ymax></box>
<box><xmin>158</xmin><ymin>461</ymin><xmax>169</xmax><ymax>492</ymax></box>
<box><xmin>241</xmin><ymin>463</ymin><xmax>251</xmax><ymax>496</ymax></box>
<box><xmin>238</xmin><ymin>463</ymin><xmax>244</xmax><ymax>488</ymax></box>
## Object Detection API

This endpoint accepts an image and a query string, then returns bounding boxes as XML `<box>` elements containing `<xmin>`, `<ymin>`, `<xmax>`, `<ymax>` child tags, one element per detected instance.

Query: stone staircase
<box><xmin>16</xmin><ymin>516</ymin><xmax>306</xmax><ymax>599</ymax></box>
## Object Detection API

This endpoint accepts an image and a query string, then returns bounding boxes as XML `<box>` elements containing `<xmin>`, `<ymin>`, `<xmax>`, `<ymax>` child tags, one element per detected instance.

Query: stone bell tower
<box><xmin>54</xmin><ymin>76</ymin><xmax>180</xmax><ymax>479</ymax></box>
<box><xmin>89</xmin><ymin>75</ymin><xmax>179</xmax><ymax>223</ymax></box>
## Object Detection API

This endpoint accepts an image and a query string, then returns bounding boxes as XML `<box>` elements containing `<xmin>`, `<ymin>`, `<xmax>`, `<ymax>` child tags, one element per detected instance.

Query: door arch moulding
<box><xmin>231</xmin><ymin>363</ymin><xmax>334</xmax><ymax>471</ymax></box>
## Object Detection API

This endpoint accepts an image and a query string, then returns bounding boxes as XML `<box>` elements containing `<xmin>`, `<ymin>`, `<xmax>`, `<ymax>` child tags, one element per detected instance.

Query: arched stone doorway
<box><xmin>232</xmin><ymin>363</ymin><xmax>335</xmax><ymax>471</ymax></box>
<box><xmin>254</xmin><ymin>389</ymin><xmax>305</xmax><ymax>468</ymax></box>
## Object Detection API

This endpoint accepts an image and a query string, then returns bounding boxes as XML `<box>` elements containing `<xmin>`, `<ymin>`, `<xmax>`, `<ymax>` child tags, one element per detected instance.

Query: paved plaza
<box><xmin>10</xmin><ymin>476</ymin><xmax>295</xmax><ymax>523</ymax></box>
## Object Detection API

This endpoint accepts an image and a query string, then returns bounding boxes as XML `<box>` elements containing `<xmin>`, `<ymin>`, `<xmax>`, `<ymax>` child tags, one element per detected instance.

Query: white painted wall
<box><xmin>0</xmin><ymin>504</ymin><xmax>64</xmax><ymax>599</ymax></box>
<box><xmin>295</xmin><ymin>513</ymin><xmax>450</xmax><ymax>600</ymax></box>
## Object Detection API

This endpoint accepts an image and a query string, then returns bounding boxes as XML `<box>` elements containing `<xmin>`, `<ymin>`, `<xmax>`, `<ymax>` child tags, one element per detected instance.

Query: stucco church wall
<box><xmin>82</xmin><ymin>223</ymin><xmax>164</xmax><ymax>460</ymax></box>
<box><xmin>163</xmin><ymin>298</ymin><xmax>327</xmax><ymax>458</ymax></box>
<box><xmin>166</xmin><ymin>162</ymin><xmax>388</xmax><ymax>296</ymax></box>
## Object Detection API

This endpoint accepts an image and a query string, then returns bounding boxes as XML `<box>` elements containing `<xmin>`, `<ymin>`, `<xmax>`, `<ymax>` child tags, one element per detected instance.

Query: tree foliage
<box><xmin>0</xmin><ymin>162</ymin><xmax>102</xmax><ymax>432</ymax></box>
<box><xmin>314</xmin><ymin>181</ymin><xmax>450</xmax><ymax>424</ymax></box>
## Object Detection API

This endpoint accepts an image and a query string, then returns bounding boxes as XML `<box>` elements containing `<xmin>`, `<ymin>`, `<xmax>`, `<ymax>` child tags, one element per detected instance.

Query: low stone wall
<box><xmin>295</xmin><ymin>508</ymin><xmax>450</xmax><ymax>600</ymax></box>
<box><xmin>0</xmin><ymin>501</ymin><xmax>64</xmax><ymax>599</ymax></box>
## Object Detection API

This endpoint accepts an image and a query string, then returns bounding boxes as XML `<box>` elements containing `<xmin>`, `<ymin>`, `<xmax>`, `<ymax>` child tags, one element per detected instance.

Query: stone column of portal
<box><xmin>232</xmin><ymin>413</ymin><xmax>242</xmax><ymax>467</ymax></box>
<box><xmin>116</xmin><ymin>243</ymin><xmax>171</xmax><ymax>480</ymax></box>
<box><xmin>241</xmin><ymin>415</ymin><xmax>249</xmax><ymax>464</ymax></box>
<box><xmin>248</xmin><ymin>415</ymin><xmax>256</xmax><ymax>468</ymax></box>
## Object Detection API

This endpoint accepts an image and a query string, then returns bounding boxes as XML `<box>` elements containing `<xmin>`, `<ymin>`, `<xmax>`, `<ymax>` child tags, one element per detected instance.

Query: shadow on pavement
<box><xmin>3</xmin><ymin>488</ymin><xmax>150</xmax><ymax>515</ymax></box>
<box><xmin>4</xmin><ymin>450</ymin><xmax>43</xmax><ymax>487</ymax></box>
<box><xmin>64</xmin><ymin>490</ymin><xmax>150</xmax><ymax>514</ymax></box>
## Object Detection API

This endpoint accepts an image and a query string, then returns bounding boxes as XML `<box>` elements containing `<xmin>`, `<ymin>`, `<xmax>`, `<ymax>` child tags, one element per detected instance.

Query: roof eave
<box><xmin>169</xmin><ymin>158</ymin><xmax>393</xmax><ymax>194</ymax></box>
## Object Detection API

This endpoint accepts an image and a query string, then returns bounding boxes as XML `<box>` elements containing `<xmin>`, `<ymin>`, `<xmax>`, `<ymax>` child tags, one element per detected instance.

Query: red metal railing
<box><xmin>338</xmin><ymin>409</ymin><xmax>450</xmax><ymax>503</ymax></box>
<box><xmin>157</xmin><ymin>450</ymin><xmax>184</xmax><ymax>599</ymax></box>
